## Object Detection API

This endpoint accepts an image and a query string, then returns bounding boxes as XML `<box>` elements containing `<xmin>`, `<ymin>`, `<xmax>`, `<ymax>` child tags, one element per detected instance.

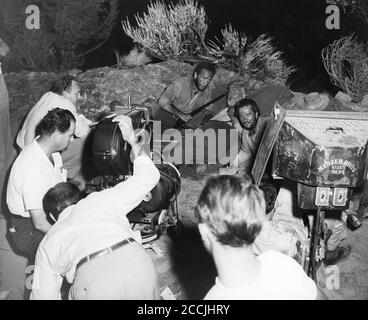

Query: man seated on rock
<box><xmin>31</xmin><ymin>115</ymin><xmax>160</xmax><ymax>300</ymax></box>
<box><xmin>7</xmin><ymin>108</ymin><xmax>76</xmax><ymax>260</ymax></box>
<box><xmin>149</xmin><ymin>62</ymin><xmax>235</xmax><ymax>130</ymax></box>
<box><xmin>195</xmin><ymin>174</ymin><xmax>317</xmax><ymax>299</ymax></box>
<box><xmin>145</xmin><ymin>62</ymin><xmax>240</xmax><ymax>173</ymax></box>
<box><xmin>16</xmin><ymin>75</ymin><xmax>92</xmax><ymax>190</ymax></box>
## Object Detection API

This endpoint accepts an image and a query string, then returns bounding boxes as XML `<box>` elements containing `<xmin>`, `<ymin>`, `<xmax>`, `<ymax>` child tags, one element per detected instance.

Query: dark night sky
<box><xmin>85</xmin><ymin>0</ymin><xmax>367</xmax><ymax>93</ymax></box>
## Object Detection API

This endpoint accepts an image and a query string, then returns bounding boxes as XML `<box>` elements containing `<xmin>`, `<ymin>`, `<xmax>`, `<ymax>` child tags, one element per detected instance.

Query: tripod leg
<box><xmin>309</xmin><ymin>207</ymin><xmax>325</xmax><ymax>281</ymax></box>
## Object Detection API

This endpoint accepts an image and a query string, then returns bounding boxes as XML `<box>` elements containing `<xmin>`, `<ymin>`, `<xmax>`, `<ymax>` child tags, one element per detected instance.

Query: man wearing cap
<box><xmin>31</xmin><ymin>115</ymin><xmax>160</xmax><ymax>300</ymax></box>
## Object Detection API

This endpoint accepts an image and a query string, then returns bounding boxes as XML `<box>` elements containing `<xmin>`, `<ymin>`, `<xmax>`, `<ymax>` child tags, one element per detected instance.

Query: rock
<box><xmin>361</xmin><ymin>94</ymin><xmax>368</xmax><ymax>106</ymax></box>
<box><xmin>4</xmin><ymin>60</ymin><xmax>235</xmax><ymax>137</ymax></box>
<box><xmin>335</xmin><ymin>91</ymin><xmax>352</xmax><ymax>103</ymax></box>
<box><xmin>334</xmin><ymin>91</ymin><xmax>368</xmax><ymax>112</ymax></box>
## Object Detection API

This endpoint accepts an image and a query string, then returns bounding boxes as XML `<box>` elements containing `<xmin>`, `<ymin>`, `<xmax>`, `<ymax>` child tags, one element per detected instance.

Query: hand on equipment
<box><xmin>112</xmin><ymin>114</ymin><xmax>137</xmax><ymax>145</ymax></box>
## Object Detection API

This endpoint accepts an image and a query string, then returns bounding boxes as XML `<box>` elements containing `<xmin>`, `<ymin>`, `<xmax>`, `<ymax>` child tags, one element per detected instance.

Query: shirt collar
<box><xmin>57</xmin><ymin>205</ymin><xmax>75</xmax><ymax>223</ymax></box>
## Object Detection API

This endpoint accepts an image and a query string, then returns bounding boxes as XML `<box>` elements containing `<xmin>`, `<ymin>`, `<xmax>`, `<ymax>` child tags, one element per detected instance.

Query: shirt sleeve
<box><xmin>22</xmin><ymin>166</ymin><xmax>54</xmax><ymax>211</ymax></box>
<box><xmin>160</xmin><ymin>79</ymin><xmax>183</xmax><ymax>105</ymax></box>
<box><xmin>31</xmin><ymin>245</ymin><xmax>63</xmax><ymax>300</ymax></box>
<box><xmin>79</xmin><ymin>155</ymin><xmax>160</xmax><ymax>217</ymax></box>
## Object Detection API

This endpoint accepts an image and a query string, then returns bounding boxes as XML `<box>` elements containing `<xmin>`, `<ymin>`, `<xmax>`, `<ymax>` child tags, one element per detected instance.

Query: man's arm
<box><xmin>157</xmin><ymin>80</ymin><xmax>191</xmax><ymax>122</ymax></box>
<box><xmin>158</xmin><ymin>94</ymin><xmax>191</xmax><ymax>122</ymax></box>
<box><xmin>82</xmin><ymin>115</ymin><xmax>160</xmax><ymax>216</ymax></box>
<box><xmin>31</xmin><ymin>246</ymin><xmax>63</xmax><ymax>300</ymax></box>
<box><xmin>22</xmin><ymin>167</ymin><xmax>53</xmax><ymax>233</ymax></box>
<box><xmin>29</xmin><ymin>209</ymin><xmax>52</xmax><ymax>234</ymax></box>
<box><xmin>227</xmin><ymin>107</ymin><xmax>243</xmax><ymax>134</ymax></box>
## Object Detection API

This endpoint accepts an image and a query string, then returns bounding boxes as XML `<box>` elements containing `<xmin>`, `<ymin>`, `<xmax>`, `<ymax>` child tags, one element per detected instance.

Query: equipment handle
<box><xmin>325</xmin><ymin>127</ymin><xmax>344</xmax><ymax>133</ymax></box>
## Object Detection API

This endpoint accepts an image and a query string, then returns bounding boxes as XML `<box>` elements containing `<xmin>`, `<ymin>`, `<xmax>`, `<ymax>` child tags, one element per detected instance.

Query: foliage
<box><xmin>205</xmin><ymin>28</ymin><xmax>296</xmax><ymax>85</ymax></box>
<box><xmin>122</xmin><ymin>0</ymin><xmax>208</xmax><ymax>61</ymax></box>
<box><xmin>0</xmin><ymin>0</ymin><xmax>118</xmax><ymax>72</ymax></box>
<box><xmin>114</xmin><ymin>47</ymin><xmax>152</xmax><ymax>68</ymax></box>
<box><xmin>123</xmin><ymin>2</ymin><xmax>295</xmax><ymax>85</ymax></box>
<box><xmin>322</xmin><ymin>35</ymin><xmax>368</xmax><ymax>102</ymax></box>
<box><xmin>205</xmin><ymin>24</ymin><xmax>248</xmax><ymax>72</ymax></box>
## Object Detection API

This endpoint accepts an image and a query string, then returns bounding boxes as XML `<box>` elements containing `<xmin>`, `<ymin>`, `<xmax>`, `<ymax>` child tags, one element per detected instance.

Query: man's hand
<box><xmin>179</xmin><ymin>113</ymin><xmax>191</xmax><ymax>122</ymax></box>
<box><xmin>112</xmin><ymin>114</ymin><xmax>137</xmax><ymax>146</ymax></box>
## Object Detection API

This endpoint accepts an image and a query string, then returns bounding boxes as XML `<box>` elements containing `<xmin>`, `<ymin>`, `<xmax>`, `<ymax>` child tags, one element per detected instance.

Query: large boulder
<box><xmin>5</xmin><ymin>60</ymin><xmax>235</xmax><ymax>138</ymax></box>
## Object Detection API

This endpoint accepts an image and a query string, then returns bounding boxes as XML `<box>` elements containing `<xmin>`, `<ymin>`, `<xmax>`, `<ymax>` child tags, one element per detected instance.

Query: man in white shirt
<box><xmin>16</xmin><ymin>75</ymin><xmax>92</xmax><ymax>189</ymax></box>
<box><xmin>7</xmin><ymin>108</ymin><xmax>76</xmax><ymax>259</ymax></box>
<box><xmin>195</xmin><ymin>175</ymin><xmax>318</xmax><ymax>300</ymax></box>
<box><xmin>31</xmin><ymin>115</ymin><xmax>161</xmax><ymax>300</ymax></box>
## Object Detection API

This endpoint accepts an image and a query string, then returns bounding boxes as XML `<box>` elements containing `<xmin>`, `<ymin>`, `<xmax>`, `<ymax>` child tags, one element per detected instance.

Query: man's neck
<box><xmin>211</xmin><ymin>242</ymin><xmax>262</xmax><ymax>289</ymax></box>
<box><xmin>36</xmin><ymin>137</ymin><xmax>56</xmax><ymax>158</ymax></box>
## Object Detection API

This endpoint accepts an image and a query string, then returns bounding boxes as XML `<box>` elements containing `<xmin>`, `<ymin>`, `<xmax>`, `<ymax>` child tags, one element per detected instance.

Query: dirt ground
<box><xmin>148</xmin><ymin>168</ymin><xmax>368</xmax><ymax>300</ymax></box>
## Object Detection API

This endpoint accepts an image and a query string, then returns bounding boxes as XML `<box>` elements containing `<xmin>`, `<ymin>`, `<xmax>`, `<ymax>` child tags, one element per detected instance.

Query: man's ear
<box><xmin>193</xmin><ymin>72</ymin><xmax>198</xmax><ymax>80</ymax></box>
<box><xmin>198</xmin><ymin>223</ymin><xmax>212</xmax><ymax>242</ymax></box>
<box><xmin>49</xmin><ymin>213</ymin><xmax>57</xmax><ymax>224</ymax></box>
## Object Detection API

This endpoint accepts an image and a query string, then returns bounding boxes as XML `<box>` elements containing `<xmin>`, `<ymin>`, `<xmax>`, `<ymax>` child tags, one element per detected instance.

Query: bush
<box><xmin>114</xmin><ymin>47</ymin><xmax>152</xmax><ymax>68</ymax></box>
<box><xmin>123</xmin><ymin>2</ymin><xmax>296</xmax><ymax>85</ymax></box>
<box><xmin>122</xmin><ymin>0</ymin><xmax>208</xmax><ymax>61</ymax></box>
<box><xmin>322</xmin><ymin>35</ymin><xmax>368</xmax><ymax>103</ymax></box>
<box><xmin>206</xmin><ymin>28</ymin><xmax>295</xmax><ymax>85</ymax></box>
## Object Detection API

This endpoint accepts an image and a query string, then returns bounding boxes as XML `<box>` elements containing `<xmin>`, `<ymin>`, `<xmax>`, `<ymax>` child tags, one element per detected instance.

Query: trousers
<box><xmin>68</xmin><ymin>240</ymin><xmax>160</xmax><ymax>300</ymax></box>
<box><xmin>9</xmin><ymin>215</ymin><xmax>44</xmax><ymax>260</ymax></box>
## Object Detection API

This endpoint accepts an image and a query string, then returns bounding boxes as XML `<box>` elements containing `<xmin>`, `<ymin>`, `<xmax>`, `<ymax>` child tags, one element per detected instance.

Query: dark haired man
<box><xmin>147</xmin><ymin>62</ymin><xmax>236</xmax><ymax>130</ymax></box>
<box><xmin>196</xmin><ymin>175</ymin><xmax>317</xmax><ymax>299</ymax></box>
<box><xmin>16</xmin><ymin>75</ymin><xmax>92</xmax><ymax>189</ymax></box>
<box><xmin>221</xmin><ymin>98</ymin><xmax>267</xmax><ymax>176</ymax></box>
<box><xmin>7</xmin><ymin>108</ymin><xmax>76</xmax><ymax>258</ymax></box>
<box><xmin>31</xmin><ymin>115</ymin><xmax>160</xmax><ymax>300</ymax></box>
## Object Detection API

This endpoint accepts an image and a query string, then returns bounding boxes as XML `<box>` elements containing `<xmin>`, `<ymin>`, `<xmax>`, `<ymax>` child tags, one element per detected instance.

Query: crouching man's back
<box><xmin>31</xmin><ymin>115</ymin><xmax>161</xmax><ymax>300</ymax></box>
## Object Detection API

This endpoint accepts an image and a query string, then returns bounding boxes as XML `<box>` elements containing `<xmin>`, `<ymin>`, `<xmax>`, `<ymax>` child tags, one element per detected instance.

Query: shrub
<box><xmin>322</xmin><ymin>35</ymin><xmax>368</xmax><ymax>103</ymax></box>
<box><xmin>114</xmin><ymin>47</ymin><xmax>152</xmax><ymax>68</ymax></box>
<box><xmin>206</xmin><ymin>27</ymin><xmax>295</xmax><ymax>85</ymax></box>
<box><xmin>122</xmin><ymin>0</ymin><xmax>208</xmax><ymax>61</ymax></box>
<box><xmin>123</xmin><ymin>2</ymin><xmax>296</xmax><ymax>85</ymax></box>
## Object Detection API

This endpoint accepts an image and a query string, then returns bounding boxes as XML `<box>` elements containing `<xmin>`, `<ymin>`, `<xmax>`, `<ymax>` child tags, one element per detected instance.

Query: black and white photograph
<box><xmin>0</xmin><ymin>0</ymin><xmax>367</xmax><ymax>305</ymax></box>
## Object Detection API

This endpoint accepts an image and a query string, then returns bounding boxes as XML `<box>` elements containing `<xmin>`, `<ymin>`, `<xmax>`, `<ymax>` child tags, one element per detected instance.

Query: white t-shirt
<box><xmin>7</xmin><ymin>139</ymin><xmax>66</xmax><ymax>218</ymax></box>
<box><xmin>204</xmin><ymin>250</ymin><xmax>317</xmax><ymax>300</ymax></box>
<box><xmin>16</xmin><ymin>91</ymin><xmax>91</xmax><ymax>149</ymax></box>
